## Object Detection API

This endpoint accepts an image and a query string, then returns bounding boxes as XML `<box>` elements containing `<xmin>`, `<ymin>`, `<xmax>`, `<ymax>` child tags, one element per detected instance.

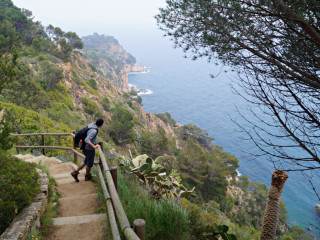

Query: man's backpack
<box><xmin>74</xmin><ymin>127</ymin><xmax>98</xmax><ymax>150</ymax></box>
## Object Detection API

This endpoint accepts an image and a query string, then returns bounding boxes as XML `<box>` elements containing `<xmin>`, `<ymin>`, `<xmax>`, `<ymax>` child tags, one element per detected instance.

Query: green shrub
<box><xmin>0</xmin><ymin>154</ymin><xmax>40</xmax><ymax>234</ymax></box>
<box><xmin>88</xmin><ymin>78</ymin><xmax>97</xmax><ymax>90</ymax></box>
<box><xmin>81</xmin><ymin>97</ymin><xmax>102</xmax><ymax>117</ymax></box>
<box><xmin>134</xmin><ymin>96</ymin><xmax>142</xmax><ymax>105</ymax></box>
<box><xmin>108</xmin><ymin>105</ymin><xmax>135</xmax><ymax>144</ymax></box>
<box><xmin>71</xmin><ymin>69</ymin><xmax>83</xmax><ymax>85</ymax></box>
<box><xmin>88</xmin><ymin>62</ymin><xmax>97</xmax><ymax>72</ymax></box>
<box><xmin>102</xmin><ymin>97</ymin><xmax>110</xmax><ymax>111</ymax></box>
<box><xmin>48</xmin><ymin>88</ymin><xmax>73</xmax><ymax>110</ymax></box>
<box><xmin>118</xmin><ymin>174</ymin><xmax>189</xmax><ymax>239</ymax></box>
<box><xmin>155</xmin><ymin>112</ymin><xmax>176</xmax><ymax>127</ymax></box>
<box><xmin>39</xmin><ymin>60</ymin><xmax>64</xmax><ymax>91</ymax></box>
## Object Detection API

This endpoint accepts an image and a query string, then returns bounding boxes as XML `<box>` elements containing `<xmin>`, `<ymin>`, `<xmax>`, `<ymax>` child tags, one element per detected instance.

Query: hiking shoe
<box><xmin>85</xmin><ymin>174</ymin><xmax>93</xmax><ymax>181</ymax></box>
<box><xmin>71</xmin><ymin>171</ymin><xmax>79</xmax><ymax>182</ymax></box>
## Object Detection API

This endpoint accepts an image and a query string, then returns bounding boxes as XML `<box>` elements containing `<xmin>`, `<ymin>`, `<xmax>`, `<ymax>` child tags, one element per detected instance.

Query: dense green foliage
<box><xmin>88</xmin><ymin>78</ymin><xmax>97</xmax><ymax>90</ymax></box>
<box><xmin>177</xmin><ymin>140</ymin><xmax>238</xmax><ymax>202</ymax></box>
<box><xmin>120</xmin><ymin>153</ymin><xmax>196</xmax><ymax>200</ymax></box>
<box><xmin>38</xmin><ymin>60</ymin><xmax>63</xmax><ymax>91</ymax></box>
<box><xmin>0</xmin><ymin>0</ymin><xmax>83</xmax><ymax>61</ymax></box>
<box><xmin>118</xmin><ymin>174</ymin><xmax>189</xmax><ymax>240</ymax></box>
<box><xmin>0</xmin><ymin>47</ymin><xmax>18</xmax><ymax>93</ymax></box>
<box><xmin>81</xmin><ymin>97</ymin><xmax>101</xmax><ymax>117</ymax></box>
<box><xmin>136</xmin><ymin>128</ymin><xmax>174</xmax><ymax>158</ymax></box>
<box><xmin>0</xmin><ymin>155</ymin><xmax>40</xmax><ymax>233</ymax></box>
<box><xmin>108</xmin><ymin>105</ymin><xmax>135</xmax><ymax>144</ymax></box>
<box><xmin>155</xmin><ymin>112</ymin><xmax>177</xmax><ymax>127</ymax></box>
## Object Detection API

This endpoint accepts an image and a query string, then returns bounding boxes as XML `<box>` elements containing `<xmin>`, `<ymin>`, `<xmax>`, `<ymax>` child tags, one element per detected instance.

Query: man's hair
<box><xmin>96</xmin><ymin>118</ymin><xmax>104</xmax><ymax>127</ymax></box>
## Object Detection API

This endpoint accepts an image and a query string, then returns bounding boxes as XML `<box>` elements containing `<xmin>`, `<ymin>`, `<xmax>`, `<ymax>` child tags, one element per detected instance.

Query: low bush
<box><xmin>108</xmin><ymin>105</ymin><xmax>135</xmax><ymax>144</ymax></box>
<box><xmin>0</xmin><ymin>154</ymin><xmax>40</xmax><ymax>234</ymax></box>
<box><xmin>81</xmin><ymin>97</ymin><xmax>102</xmax><ymax>117</ymax></box>
<box><xmin>118</xmin><ymin>174</ymin><xmax>189</xmax><ymax>240</ymax></box>
<box><xmin>155</xmin><ymin>112</ymin><xmax>177</xmax><ymax>127</ymax></box>
<box><xmin>102</xmin><ymin>97</ymin><xmax>110</xmax><ymax>111</ymax></box>
<box><xmin>88</xmin><ymin>78</ymin><xmax>98</xmax><ymax>90</ymax></box>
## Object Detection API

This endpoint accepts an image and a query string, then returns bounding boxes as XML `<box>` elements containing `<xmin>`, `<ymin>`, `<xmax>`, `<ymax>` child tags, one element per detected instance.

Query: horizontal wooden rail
<box><xmin>11</xmin><ymin>133</ymin><xmax>75</xmax><ymax>137</ymax></box>
<box><xmin>15</xmin><ymin>145</ymin><xmax>85</xmax><ymax>158</ymax></box>
<box><xmin>98</xmin><ymin>147</ymin><xmax>140</xmax><ymax>240</ymax></box>
<box><xmin>96</xmin><ymin>164</ymin><xmax>120</xmax><ymax>240</ymax></box>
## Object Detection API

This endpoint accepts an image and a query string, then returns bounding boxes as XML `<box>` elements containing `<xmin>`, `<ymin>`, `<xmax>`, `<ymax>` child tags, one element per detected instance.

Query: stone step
<box><xmin>57</xmin><ymin>181</ymin><xmax>98</xmax><ymax>198</ymax></box>
<box><xmin>56</xmin><ymin>177</ymin><xmax>86</xmax><ymax>185</ymax></box>
<box><xmin>52</xmin><ymin>173</ymin><xmax>73</xmax><ymax>179</ymax></box>
<box><xmin>49</xmin><ymin>164</ymin><xmax>75</xmax><ymax>175</ymax></box>
<box><xmin>52</xmin><ymin>214</ymin><xmax>106</xmax><ymax>226</ymax></box>
<box><xmin>63</xmin><ymin>162</ymin><xmax>86</xmax><ymax>173</ymax></box>
<box><xmin>25</xmin><ymin>156</ymin><xmax>61</xmax><ymax>167</ymax></box>
<box><xmin>14</xmin><ymin>154</ymin><xmax>35</xmax><ymax>160</ymax></box>
<box><xmin>45</xmin><ymin>222</ymin><xmax>107</xmax><ymax>240</ymax></box>
<box><xmin>58</xmin><ymin>193</ymin><xmax>99</xmax><ymax>217</ymax></box>
<box><xmin>48</xmin><ymin>157</ymin><xmax>63</xmax><ymax>164</ymax></box>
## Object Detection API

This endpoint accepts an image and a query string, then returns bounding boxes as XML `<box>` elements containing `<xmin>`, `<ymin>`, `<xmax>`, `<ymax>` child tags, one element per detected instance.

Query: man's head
<box><xmin>96</xmin><ymin>118</ymin><xmax>104</xmax><ymax>127</ymax></box>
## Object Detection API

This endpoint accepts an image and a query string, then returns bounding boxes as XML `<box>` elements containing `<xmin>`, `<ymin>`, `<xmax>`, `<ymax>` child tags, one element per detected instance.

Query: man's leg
<box><xmin>76</xmin><ymin>162</ymin><xmax>86</xmax><ymax>172</ymax></box>
<box><xmin>85</xmin><ymin>149</ymin><xmax>95</xmax><ymax>181</ymax></box>
<box><xmin>71</xmin><ymin>151</ymin><xmax>89</xmax><ymax>182</ymax></box>
<box><xmin>86</xmin><ymin>166</ymin><xmax>91</xmax><ymax>175</ymax></box>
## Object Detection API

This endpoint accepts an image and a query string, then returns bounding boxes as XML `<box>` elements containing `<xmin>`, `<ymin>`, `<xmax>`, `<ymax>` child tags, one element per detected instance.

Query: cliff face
<box><xmin>81</xmin><ymin>33</ymin><xmax>138</xmax><ymax>92</ymax></box>
<box><xmin>52</xmin><ymin>51</ymin><xmax>174</xmax><ymax>136</ymax></box>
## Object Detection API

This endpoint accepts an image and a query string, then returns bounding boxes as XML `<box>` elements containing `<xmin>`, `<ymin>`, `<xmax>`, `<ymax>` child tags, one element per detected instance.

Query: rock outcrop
<box><xmin>316</xmin><ymin>205</ymin><xmax>320</xmax><ymax>214</ymax></box>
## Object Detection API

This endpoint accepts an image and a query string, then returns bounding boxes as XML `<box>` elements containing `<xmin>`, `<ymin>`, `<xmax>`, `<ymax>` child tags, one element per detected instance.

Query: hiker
<box><xmin>71</xmin><ymin>118</ymin><xmax>104</xmax><ymax>182</ymax></box>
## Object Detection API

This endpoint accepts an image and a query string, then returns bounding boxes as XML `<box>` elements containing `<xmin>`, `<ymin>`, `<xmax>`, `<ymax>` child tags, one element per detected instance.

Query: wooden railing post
<box><xmin>98</xmin><ymin>141</ymin><xmax>104</xmax><ymax>166</ymax></box>
<box><xmin>133</xmin><ymin>219</ymin><xmax>146</xmax><ymax>240</ymax></box>
<box><xmin>111</xmin><ymin>166</ymin><xmax>118</xmax><ymax>191</ymax></box>
<box><xmin>41</xmin><ymin>131</ymin><xmax>45</xmax><ymax>156</ymax></box>
<box><xmin>99</xmin><ymin>141</ymin><xmax>103</xmax><ymax>151</ymax></box>
<box><xmin>15</xmin><ymin>133</ymin><xmax>19</xmax><ymax>154</ymax></box>
<box><xmin>73</xmin><ymin>130</ymin><xmax>78</xmax><ymax>164</ymax></box>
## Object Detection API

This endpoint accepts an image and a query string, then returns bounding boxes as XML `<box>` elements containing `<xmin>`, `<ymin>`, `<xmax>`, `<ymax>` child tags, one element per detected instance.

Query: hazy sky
<box><xmin>12</xmin><ymin>0</ymin><xmax>167</xmax><ymax>38</ymax></box>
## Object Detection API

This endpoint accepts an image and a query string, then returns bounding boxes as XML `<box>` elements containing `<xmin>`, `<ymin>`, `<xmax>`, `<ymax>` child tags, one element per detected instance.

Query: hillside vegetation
<box><xmin>0</xmin><ymin>0</ymin><xmax>310</xmax><ymax>239</ymax></box>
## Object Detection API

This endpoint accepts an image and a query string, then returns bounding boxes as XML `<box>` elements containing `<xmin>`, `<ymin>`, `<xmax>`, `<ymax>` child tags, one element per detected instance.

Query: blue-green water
<box><xmin>122</xmin><ymin>32</ymin><xmax>319</xmax><ymax>236</ymax></box>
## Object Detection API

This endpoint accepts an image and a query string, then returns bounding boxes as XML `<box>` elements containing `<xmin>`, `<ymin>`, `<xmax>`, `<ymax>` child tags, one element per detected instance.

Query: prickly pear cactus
<box><xmin>120</xmin><ymin>151</ymin><xmax>196</xmax><ymax>200</ymax></box>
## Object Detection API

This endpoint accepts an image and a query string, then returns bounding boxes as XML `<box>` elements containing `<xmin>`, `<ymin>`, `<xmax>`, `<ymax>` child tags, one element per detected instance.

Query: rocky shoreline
<box><xmin>126</xmin><ymin>64</ymin><xmax>149</xmax><ymax>74</ymax></box>
<box><xmin>130</xmin><ymin>84</ymin><xmax>152</xmax><ymax>95</ymax></box>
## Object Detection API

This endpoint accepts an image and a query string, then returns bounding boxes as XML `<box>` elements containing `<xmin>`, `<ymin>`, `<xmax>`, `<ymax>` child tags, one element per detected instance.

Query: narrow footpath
<box><xmin>15</xmin><ymin>154</ymin><xmax>108</xmax><ymax>240</ymax></box>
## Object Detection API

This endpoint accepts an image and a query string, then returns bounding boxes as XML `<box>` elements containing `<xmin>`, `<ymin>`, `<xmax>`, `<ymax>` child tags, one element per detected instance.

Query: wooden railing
<box><xmin>11</xmin><ymin>132</ymin><xmax>145</xmax><ymax>240</ymax></box>
<box><xmin>11</xmin><ymin>131</ymin><xmax>83</xmax><ymax>163</ymax></box>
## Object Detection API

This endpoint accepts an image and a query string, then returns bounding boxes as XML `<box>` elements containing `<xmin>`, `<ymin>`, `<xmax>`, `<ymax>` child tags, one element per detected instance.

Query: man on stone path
<box><xmin>71</xmin><ymin>118</ymin><xmax>104</xmax><ymax>182</ymax></box>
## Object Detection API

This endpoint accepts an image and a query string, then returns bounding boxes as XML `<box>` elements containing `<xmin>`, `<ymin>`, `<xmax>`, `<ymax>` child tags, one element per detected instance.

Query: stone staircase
<box><xmin>15</xmin><ymin>154</ymin><xmax>108</xmax><ymax>240</ymax></box>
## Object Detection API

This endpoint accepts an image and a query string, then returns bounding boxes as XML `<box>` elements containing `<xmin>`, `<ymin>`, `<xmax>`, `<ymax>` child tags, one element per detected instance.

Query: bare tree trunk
<box><xmin>260</xmin><ymin>170</ymin><xmax>288</xmax><ymax>240</ymax></box>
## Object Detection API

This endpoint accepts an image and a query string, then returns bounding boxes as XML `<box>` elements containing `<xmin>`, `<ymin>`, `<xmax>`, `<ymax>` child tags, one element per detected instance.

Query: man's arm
<box><xmin>86</xmin><ymin>141</ymin><xmax>100</xmax><ymax>149</ymax></box>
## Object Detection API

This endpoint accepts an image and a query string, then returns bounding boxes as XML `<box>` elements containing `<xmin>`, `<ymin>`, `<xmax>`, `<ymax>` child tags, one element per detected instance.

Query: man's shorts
<box><xmin>83</xmin><ymin>149</ymin><xmax>95</xmax><ymax>168</ymax></box>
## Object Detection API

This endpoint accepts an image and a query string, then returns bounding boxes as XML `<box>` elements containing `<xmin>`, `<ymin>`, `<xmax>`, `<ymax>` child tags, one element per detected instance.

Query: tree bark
<box><xmin>260</xmin><ymin>170</ymin><xmax>288</xmax><ymax>240</ymax></box>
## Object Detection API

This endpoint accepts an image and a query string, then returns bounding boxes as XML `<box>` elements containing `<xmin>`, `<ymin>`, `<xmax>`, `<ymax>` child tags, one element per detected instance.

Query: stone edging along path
<box><xmin>0</xmin><ymin>155</ymin><xmax>49</xmax><ymax>240</ymax></box>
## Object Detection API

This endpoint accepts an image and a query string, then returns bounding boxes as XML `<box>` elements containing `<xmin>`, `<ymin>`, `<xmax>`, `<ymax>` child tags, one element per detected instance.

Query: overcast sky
<box><xmin>12</xmin><ymin>0</ymin><xmax>167</xmax><ymax>38</ymax></box>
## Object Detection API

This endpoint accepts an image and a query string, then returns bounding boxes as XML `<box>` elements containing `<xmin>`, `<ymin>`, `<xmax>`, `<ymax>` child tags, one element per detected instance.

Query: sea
<box><xmin>117</xmin><ymin>28</ymin><xmax>320</xmax><ymax>237</ymax></box>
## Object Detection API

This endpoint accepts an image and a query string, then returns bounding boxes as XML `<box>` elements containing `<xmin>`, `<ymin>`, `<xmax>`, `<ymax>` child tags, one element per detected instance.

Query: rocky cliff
<box><xmin>81</xmin><ymin>33</ymin><xmax>142</xmax><ymax>92</ymax></box>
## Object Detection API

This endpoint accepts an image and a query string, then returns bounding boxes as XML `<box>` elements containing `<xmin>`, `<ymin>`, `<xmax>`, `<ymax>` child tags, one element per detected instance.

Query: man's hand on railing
<box><xmin>94</xmin><ymin>144</ymin><xmax>101</xmax><ymax>149</ymax></box>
